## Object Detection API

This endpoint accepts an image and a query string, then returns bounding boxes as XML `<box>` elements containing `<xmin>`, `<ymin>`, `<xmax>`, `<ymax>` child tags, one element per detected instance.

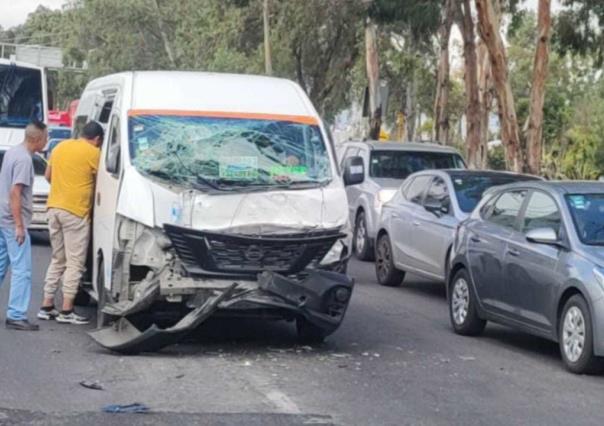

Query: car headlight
<box><xmin>374</xmin><ymin>189</ymin><xmax>397</xmax><ymax>209</ymax></box>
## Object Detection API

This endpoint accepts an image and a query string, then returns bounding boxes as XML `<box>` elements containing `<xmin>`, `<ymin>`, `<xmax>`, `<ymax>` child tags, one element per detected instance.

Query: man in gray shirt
<box><xmin>0</xmin><ymin>121</ymin><xmax>47</xmax><ymax>331</ymax></box>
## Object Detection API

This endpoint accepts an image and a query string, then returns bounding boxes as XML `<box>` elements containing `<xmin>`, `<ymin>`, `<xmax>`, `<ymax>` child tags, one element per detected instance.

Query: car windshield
<box><xmin>0</xmin><ymin>151</ymin><xmax>46</xmax><ymax>176</ymax></box>
<box><xmin>452</xmin><ymin>174</ymin><xmax>538</xmax><ymax>213</ymax></box>
<box><xmin>0</xmin><ymin>64</ymin><xmax>44</xmax><ymax>128</ymax></box>
<box><xmin>566</xmin><ymin>193</ymin><xmax>604</xmax><ymax>245</ymax></box>
<box><xmin>128</xmin><ymin>114</ymin><xmax>332</xmax><ymax>191</ymax></box>
<box><xmin>369</xmin><ymin>150</ymin><xmax>464</xmax><ymax>179</ymax></box>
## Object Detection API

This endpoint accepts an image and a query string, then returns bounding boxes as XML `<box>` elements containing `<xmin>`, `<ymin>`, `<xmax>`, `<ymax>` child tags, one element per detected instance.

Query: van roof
<box><xmin>86</xmin><ymin>71</ymin><xmax>318</xmax><ymax>120</ymax></box>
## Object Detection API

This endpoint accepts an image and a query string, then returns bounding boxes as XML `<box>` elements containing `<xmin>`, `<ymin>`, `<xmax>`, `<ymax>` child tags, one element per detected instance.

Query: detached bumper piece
<box><xmin>88</xmin><ymin>284</ymin><xmax>237</xmax><ymax>354</ymax></box>
<box><xmin>256</xmin><ymin>270</ymin><xmax>354</xmax><ymax>334</ymax></box>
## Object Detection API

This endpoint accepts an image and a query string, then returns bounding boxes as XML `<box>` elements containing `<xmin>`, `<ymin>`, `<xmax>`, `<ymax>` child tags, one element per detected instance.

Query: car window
<box><xmin>522</xmin><ymin>191</ymin><xmax>561</xmax><ymax>235</ymax></box>
<box><xmin>486</xmin><ymin>190</ymin><xmax>527</xmax><ymax>229</ymax></box>
<box><xmin>424</xmin><ymin>177</ymin><xmax>450</xmax><ymax>214</ymax></box>
<box><xmin>369</xmin><ymin>150</ymin><xmax>463</xmax><ymax>179</ymax></box>
<box><xmin>404</xmin><ymin>175</ymin><xmax>432</xmax><ymax>204</ymax></box>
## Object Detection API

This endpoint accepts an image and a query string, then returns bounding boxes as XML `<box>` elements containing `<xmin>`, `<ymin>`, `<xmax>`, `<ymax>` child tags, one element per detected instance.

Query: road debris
<box><xmin>102</xmin><ymin>403</ymin><xmax>150</xmax><ymax>414</ymax></box>
<box><xmin>79</xmin><ymin>380</ymin><xmax>103</xmax><ymax>391</ymax></box>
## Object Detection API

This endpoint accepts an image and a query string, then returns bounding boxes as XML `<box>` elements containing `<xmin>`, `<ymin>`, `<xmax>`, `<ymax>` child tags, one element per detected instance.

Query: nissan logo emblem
<box><xmin>245</xmin><ymin>245</ymin><xmax>264</xmax><ymax>261</ymax></box>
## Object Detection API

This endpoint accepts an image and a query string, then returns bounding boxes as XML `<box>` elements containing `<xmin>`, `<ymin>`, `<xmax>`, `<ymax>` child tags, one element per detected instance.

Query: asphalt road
<box><xmin>1</xmin><ymin>234</ymin><xmax>604</xmax><ymax>425</ymax></box>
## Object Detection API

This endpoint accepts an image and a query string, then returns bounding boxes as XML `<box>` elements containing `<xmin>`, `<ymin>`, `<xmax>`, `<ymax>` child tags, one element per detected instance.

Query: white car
<box><xmin>0</xmin><ymin>145</ymin><xmax>49</xmax><ymax>231</ymax></box>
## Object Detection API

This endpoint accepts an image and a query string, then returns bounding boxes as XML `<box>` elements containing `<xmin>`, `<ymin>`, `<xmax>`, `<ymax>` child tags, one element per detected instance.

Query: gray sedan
<box><xmin>448</xmin><ymin>181</ymin><xmax>604</xmax><ymax>374</ymax></box>
<box><xmin>375</xmin><ymin>170</ymin><xmax>539</xmax><ymax>287</ymax></box>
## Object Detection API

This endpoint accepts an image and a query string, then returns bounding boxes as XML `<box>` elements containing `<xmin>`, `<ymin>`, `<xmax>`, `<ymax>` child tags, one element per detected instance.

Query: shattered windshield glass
<box><xmin>0</xmin><ymin>64</ymin><xmax>44</xmax><ymax>128</ymax></box>
<box><xmin>128</xmin><ymin>114</ymin><xmax>332</xmax><ymax>191</ymax></box>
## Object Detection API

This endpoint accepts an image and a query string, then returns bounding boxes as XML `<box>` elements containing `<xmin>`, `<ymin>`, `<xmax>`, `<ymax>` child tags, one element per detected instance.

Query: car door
<box><xmin>502</xmin><ymin>190</ymin><xmax>564</xmax><ymax>331</ymax></box>
<box><xmin>390</xmin><ymin>174</ymin><xmax>432</xmax><ymax>270</ymax></box>
<box><xmin>468</xmin><ymin>189</ymin><xmax>528</xmax><ymax>314</ymax></box>
<box><xmin>412</xmin><ymin>176</ymin><xmax>458</xmax><ymax>280</ymax></box>
<box><xmin>93</xmin><ymin>94</ymin><xmax>123</xmax><ymax>293</ymax></box>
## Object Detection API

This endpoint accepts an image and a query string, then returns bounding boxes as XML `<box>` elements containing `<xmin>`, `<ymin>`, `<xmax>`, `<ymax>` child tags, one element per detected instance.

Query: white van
<box><xmin>74</xmin><ymin>71</ymin><xmax>363</xmax><ymax>353</ymax></box>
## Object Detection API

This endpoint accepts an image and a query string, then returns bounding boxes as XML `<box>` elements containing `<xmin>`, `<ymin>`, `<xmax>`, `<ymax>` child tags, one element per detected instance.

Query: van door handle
<box><xmin>470</xmin><ymin>236</ymin><xmax>481</xmax><ymax>243</ymax></box>
<box><xmin>507</xmin><ymin>248</ymin><xmax>520</xmax><ymax>257</ymax></box>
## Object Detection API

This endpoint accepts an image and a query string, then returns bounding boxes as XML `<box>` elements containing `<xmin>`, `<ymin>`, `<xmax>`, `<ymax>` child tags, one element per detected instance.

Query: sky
<box><xmin>0</xmin><ymin>0</ymin><xmax>67</xmax><ymax>29</ymax></box>
<box><xmin>0</xmin><ymin>0</ymin><xmax>562</xmax><ymax>30</ymax></box>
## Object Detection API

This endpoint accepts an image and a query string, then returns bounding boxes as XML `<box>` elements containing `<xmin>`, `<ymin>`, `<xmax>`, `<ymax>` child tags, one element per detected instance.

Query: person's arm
<box><xmin>10</xmin><ymin>184</ymin><xmax>26</xmax><ymax>245</ymax></box>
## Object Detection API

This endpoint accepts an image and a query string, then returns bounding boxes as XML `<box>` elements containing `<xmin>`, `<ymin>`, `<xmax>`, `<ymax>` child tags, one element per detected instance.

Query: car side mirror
<box><xmin>424</xmin><ymin>198</ymin><xmax>449</xmax><ymax>217</ymax></box>
<box><xmin>526</xmin><ymin>227</ymin><xmax>559</xmax><ymax>246</ymax></box>
<box><xmin>343</xmin><ymin>156</ymin><xmax>364</xmax><ymax>186</ymax></box>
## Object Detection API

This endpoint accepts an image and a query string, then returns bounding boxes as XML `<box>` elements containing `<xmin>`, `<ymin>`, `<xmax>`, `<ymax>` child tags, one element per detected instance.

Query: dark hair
<box><xmin>30</xmin><ymin>120</ymin><xmax>47</xmax><ymax>131</ymax></box>
<box><xmin>82</xmin><ymin>121</ymin><xmax>104</xmax><ymax>141</ymax></box>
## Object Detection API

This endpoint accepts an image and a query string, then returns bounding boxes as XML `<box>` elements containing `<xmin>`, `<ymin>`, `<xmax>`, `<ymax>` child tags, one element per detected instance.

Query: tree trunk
<box><xmin>433</xmin><ymin>0</ymin><xmax>455</xmax><ymax>145</ymax></box>
<box><xmin>405</xmin><ymin>70</ymin><xmax>417</xmax><ymax>142</ymax></box>
<box><xmin>263</xmin><ymin>0</ymin><xmax>273</xmax><ymax>76</ymax></box>
<box><xmin>152</xmin><ymin>0</ymin><xmax>176</xmax><ymax>68</ymax></box>
<box><xmin>365</xmin><ymin>17</ymin><xmax>381</xmax><ymax>141</ymax></box>
<box><xmin>477</xmin><ymin>41</ymin><xmax>491</xmax><ymax>168</ymax></box>
<box><xmin>524</xmin><ymin>0</ymin><xmax>551</xmax><ymax>175</ymax></box>
<box><xmin>456</xmin><ymin>0</ymin><xmax>481</xmax><ymax>169</ymax></box>
<box><xmin>475</xmin><ymin>0</ymin><xmax>524</xmax><ymax>172</ymax></box>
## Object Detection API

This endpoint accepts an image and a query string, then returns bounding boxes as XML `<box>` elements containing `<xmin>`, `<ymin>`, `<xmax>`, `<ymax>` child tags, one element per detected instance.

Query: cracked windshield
<box><xmin>129</xmin><ymin>114</ymin><xmax>331</xmax><ymax>191</ymax></box>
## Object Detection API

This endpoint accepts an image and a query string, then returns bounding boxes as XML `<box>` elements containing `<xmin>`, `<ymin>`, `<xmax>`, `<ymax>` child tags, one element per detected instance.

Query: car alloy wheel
<box><xmin>355</xmin><ymin>217</ymin><xmax>367</xmax><ymax>254</ymax></box>
<box><xmin>562</xmin><ymin>306</ymin><xmax>586</xmax><ymax>363</ymax></box>
<box><xmin>452</xmin><ymin>277</ymin><xmax>470</xmax><ymax>326</ymax></box>
<box><xmin>376</xmin><ymin>237</ymin><xmax>391</xmax><ymax>282</ymax></box>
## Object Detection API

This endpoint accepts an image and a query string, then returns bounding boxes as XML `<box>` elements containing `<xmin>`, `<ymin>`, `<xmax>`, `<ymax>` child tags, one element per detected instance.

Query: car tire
<box><xmin>296</xmin><ymin>318</ymin><xmax>328</xmax><ymax>344</ymax></box>
<box><xmin>449</xmin><ymin>269</ymin><xmax>486</xmax><ymax>336</ymax></box>
<box><xmin>354</xmin><ymin>211</ymin><xmax>374</xmax><ymax>261</ymax></box>
<box><xmin>559</xmin><ymin>295</ymin><xmax>604</xmax><ymax>374</ymax></box>
<box><xmin>375</xmin><ymin>233</ymin><xmax>405</xmax><ymax>287</ymax></box>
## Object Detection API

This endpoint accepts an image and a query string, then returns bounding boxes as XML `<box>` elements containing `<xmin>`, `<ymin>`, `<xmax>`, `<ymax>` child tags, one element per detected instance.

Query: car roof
<box><xmin>443</xmin><ymin>169</ymin><xmax>542</xmax><ymax>180</ymax></box>
<box><xmin>489</xmin><ymin>180</ymin><xmax>604</xmax><ymax>194</ymax></box>
<box><xmin>339</xmin><ymin>140</ymin><xmax>461</xmax><ymax>154</ymax></box>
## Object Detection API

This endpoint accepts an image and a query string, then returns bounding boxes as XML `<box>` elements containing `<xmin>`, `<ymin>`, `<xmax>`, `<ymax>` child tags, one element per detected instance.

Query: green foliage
<box><xmin>488</xmin><ymin>145</ymin><xmax>506</xmax><ymax>171</ymax></box>
<box><xmin>555</xmin><ymin>0</ymin><xmax>604</xmax><ymax>65</ymax></box>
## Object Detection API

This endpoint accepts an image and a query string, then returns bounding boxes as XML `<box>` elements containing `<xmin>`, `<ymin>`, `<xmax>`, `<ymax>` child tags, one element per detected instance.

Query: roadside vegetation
<box><xmin>1</xmin><ymin>0</ymin><xmax>603</xmax><ymax>178</ymax></box>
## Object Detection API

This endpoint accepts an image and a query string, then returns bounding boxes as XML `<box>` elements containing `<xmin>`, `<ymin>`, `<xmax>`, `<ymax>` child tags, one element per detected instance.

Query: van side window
<box><xmin>105</xmin><ymin>116</ymin><xmax>121</xmax><ymax>176</ymax></box>
<box><xmin>98</xmin><ymin>100</ymin><xmax>114</xmax><ymax>124</ymax></box>
<box><xmin>73</xmin><ymin>115</ymin><xmax>87</xmax><ymax>138</ymax></box>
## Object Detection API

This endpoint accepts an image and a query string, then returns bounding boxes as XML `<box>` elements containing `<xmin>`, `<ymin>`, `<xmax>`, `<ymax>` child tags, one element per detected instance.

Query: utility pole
<box><xmin>263</xmin><ymin>0</ymin><xmax>273</xmax><ymax>75</ymax></box>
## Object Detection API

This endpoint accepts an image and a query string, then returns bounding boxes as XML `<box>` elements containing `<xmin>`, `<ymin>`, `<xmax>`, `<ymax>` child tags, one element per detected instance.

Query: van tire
<box><xmin>96</xmin><ymin>259</ymin><xmax>111</xmax><ymax>329</ymax></box>
<box><xmin>296</xmin><ymin>318</ymin><xmax>328</xmax><ymax>344</ymax></box>
<box><xmin>375</xmin><ymin>233</ymin><xmax>405</xmax><ymax>287</ymax></box>
<box><xmin>354</xmin><ymin>211</ymin><xmax>374</xmax><ymax>261</ymax></box>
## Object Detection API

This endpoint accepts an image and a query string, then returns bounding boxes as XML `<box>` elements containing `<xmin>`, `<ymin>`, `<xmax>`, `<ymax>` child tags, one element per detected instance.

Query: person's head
<box><xmin>82</xmin><ymin>121</ymin><xmax>104</xmax><ymax>147</ymax></box>
<box><xmin>24</xmin><ymin>121</ymin><xmax>48</xmax><ymax>153</ymax></box>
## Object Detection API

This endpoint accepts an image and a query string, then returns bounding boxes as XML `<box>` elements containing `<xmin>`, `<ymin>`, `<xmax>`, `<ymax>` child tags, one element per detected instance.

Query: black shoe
<box><xmin>5</xmin><ymin>319</ymin><xmax>40</xmax><ymax>331</ymax></box>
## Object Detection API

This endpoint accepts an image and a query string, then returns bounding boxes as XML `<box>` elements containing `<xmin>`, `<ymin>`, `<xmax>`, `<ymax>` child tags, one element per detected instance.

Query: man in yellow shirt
<box><xmin>38</xmin><ymin>121</ymin><xmax>103</xmax><ymax>325</ymax></box>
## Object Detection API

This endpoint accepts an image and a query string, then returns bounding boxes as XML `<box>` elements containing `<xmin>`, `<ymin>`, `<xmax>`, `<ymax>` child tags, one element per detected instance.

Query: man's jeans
<box><xmin>0</xmin><ymin>227</ymin><xmax>32</xmax><ymax>321</ymax></box>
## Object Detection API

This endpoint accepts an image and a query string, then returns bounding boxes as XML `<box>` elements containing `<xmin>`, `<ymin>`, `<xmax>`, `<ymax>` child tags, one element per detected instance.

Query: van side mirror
<box><xmin>106</xmin><ymin>144</ymin><xmax>121</xmax><ymax>176</ymax></box>
<box><xmin>526</xmin><ymin>227</ymin><xmax>559</xmax><ymax>246</ymax></box>
<box><xmin>343</xmin><ymin>156</ymin><xmax>364</xmax><ymax>186</ymax></box>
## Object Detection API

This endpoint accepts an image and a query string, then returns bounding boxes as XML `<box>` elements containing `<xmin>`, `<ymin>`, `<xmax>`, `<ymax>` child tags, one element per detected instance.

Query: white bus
<box><xmin>0</xmin><ymin>58</ymin><xmax>48</xmax><ymax>146</ymax></box>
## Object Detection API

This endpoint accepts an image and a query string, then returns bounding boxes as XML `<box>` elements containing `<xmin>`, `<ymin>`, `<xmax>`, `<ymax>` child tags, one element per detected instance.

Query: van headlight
<box><xmin>374</xmin><ymin>189</ymin><xmax>397</xmax><ymax>209</ymax></box>
<box><xmin>320</xmin><ymin>223</ymin><xmax>352</xmax><ymax>266</ymax></box>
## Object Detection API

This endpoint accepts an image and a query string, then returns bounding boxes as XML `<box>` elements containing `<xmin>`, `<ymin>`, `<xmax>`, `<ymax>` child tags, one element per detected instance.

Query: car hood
<box><xmin>372</xmin><ymin>177</ymin><xmax>404</xmax><ymax>190</ymax></box>
<box><xmin>116</xmin><ymin>167</ymin><xmax>349</xmax><ymax>234</ymax></box>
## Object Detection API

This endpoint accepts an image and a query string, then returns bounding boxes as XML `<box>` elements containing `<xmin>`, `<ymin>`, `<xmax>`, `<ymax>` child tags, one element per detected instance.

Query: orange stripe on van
<box><xmin>127</xmin><ymin>109</ymin><xmax>319</xmax><ymax>125</ymax></box>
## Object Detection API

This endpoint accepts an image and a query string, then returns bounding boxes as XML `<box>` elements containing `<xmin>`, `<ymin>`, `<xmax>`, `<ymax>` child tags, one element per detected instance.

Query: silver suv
<box><xmin>337</xmin><ymin>141</ymin><xmax>465</xmax><ymax>260</ymax></box>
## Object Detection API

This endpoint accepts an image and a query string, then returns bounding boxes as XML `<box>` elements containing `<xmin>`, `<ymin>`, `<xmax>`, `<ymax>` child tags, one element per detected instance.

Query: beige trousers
<box><xmin>44</xmin><ymin>208</ymin><xmax>90</xmax><ymax>299</ymax></box>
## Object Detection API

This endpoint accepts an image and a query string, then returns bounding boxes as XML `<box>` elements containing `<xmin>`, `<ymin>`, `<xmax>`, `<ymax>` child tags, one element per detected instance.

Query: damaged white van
<box><xmin>75</xmin><ymin>72</ymin><xmax>362</xmax><ymax>353</ymax></box>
